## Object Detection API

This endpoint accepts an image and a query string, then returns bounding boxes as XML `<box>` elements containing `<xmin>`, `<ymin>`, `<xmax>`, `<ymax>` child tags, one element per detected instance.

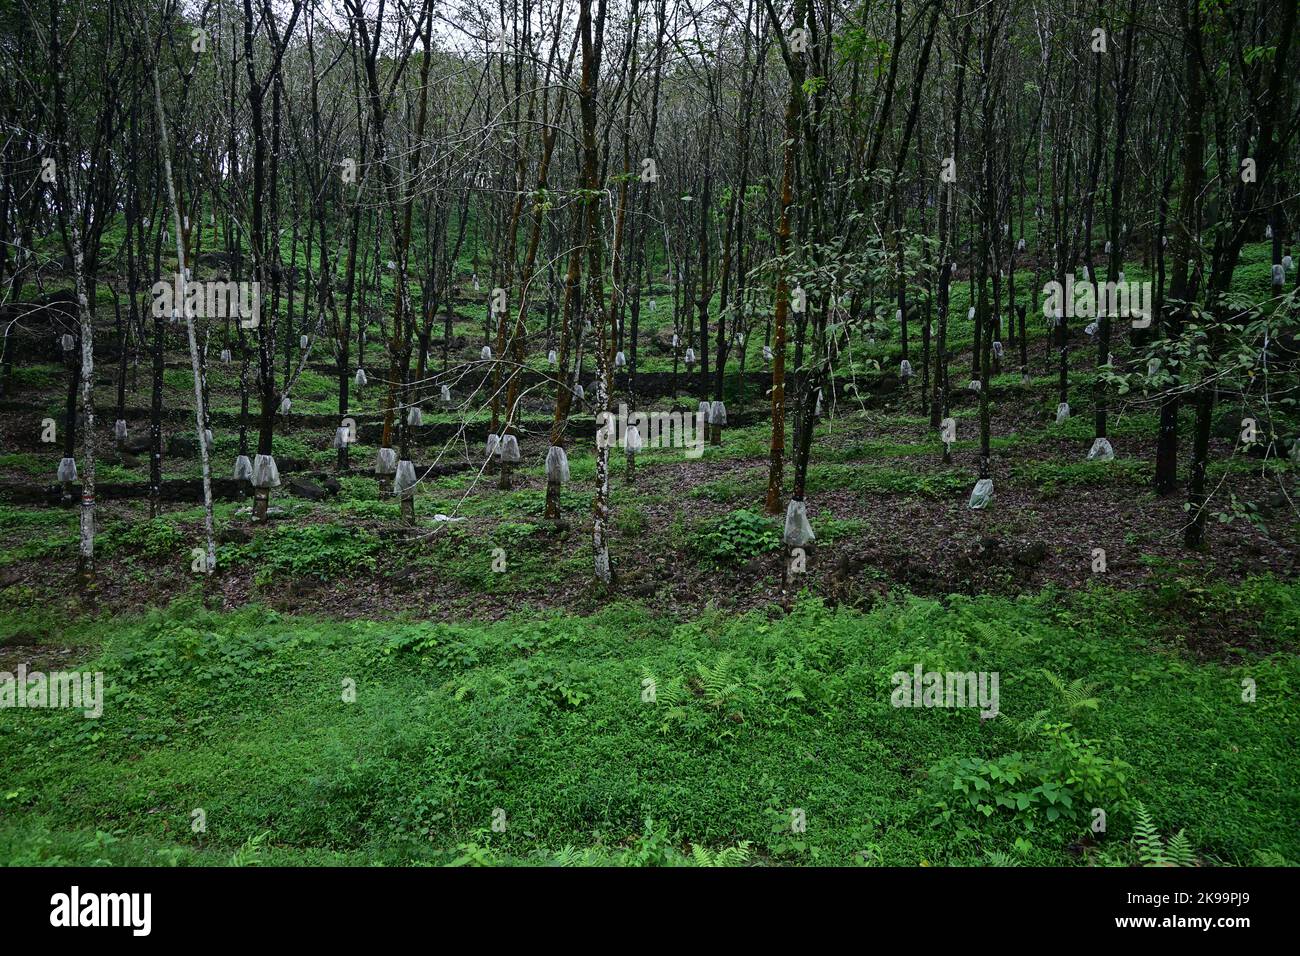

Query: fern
<box><xmin>696</xmin><ymin>654</ymin><xmax>741</xmax><ymax>709</ymax></box>
<box><xmin>640</xmin><ymin>666</ymin><xmax>684</xmax><ymax>706</ymax></box>
<box><xmin>1166</xmin><ymin>830</ymin><xmax>1197</xmax><ymax>868</ymax></box>
<box><xmin>1134</xmin><ymin>803</ymin><xmax>1167</xmax><ymax>865</ymax></box>
<box><xmin>1253</xmin><ymin>849</ymin><xmax>1294</xmax><ymax>866</ymax></box>
<box><xmin>983</xmin><ymin>850</ymin><xmax>1020</xmax><ymax>867</ymax></box>
<box><xmin>1133</xmin><ymin>803</ymin><xmax>1196</xmax><ymax>866</ymax></box>
<box><xmin>553</xmin><ymin>845</ymin><xmax>585</xmax><ymax>867</ymax></box>
<box><xmin>228</xmin><ymin>830</ymin><xmax>271</xmax><ymax>867</ymax></box>
<box><xmin>689</xmin><ymin>841</ymin><xmax>752</xmax><ymax>867</ymax></box>
<box><xmin>1042</xmin><ymin>669</ymin><xmax>1100</xmax><ymax>715</ymax></box>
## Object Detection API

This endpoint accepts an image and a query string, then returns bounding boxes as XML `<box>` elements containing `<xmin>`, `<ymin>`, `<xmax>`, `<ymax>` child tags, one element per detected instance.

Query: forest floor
<box><xmin>1</xmin><ymin>269</ymin><xmax>1297</xmax><ymax>866</ymax></box>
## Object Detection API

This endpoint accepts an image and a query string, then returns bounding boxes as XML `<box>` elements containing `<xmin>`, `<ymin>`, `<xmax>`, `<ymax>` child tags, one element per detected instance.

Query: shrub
<box><xmin>694</xmin><ymin>509</ymin><xmax>780</xmax><ymax>564</ymax></box>
<box><xmin>221</xmin><ymin>524</ymin><xmax>380</xmax><ymax>584</ymax></box>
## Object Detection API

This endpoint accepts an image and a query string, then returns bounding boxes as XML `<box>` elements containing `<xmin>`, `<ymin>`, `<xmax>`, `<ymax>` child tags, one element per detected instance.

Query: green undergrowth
<box><xmin>0</xmin><ymin>578</ymin><xmax>1295</xmax><ymax>867</ymax></box>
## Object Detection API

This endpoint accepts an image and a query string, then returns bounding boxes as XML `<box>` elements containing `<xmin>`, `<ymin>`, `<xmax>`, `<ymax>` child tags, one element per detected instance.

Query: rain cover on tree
<box><xmin>393</xmin><ymin>459</ymin><xmax>418</xmax><ymax>497</ymax></box>
<box><xmin>374</xmin><ymin>446</ymin><xmax>398</xmax><ymax>475</ymax></box>
<box><xmin>251</xmin><ymin>454</ymin><xmax>281</xmax><ymax>489</ymax></box>
<box><xmin>968</xmin><ymin>478</ymin><xmax>993</xmax><ymax>510</ymax></box>
<box><xmin>545</xmin><ymin>445</ymin><xmax>570</xmax><ymax>483</ymax></box>
<box><xmin>1087</xmin><ymin>437</ymin><xmax>1115</xmax><ymax>461</ymax></box>
<box><xmin>783</xmin><ymin>499</ymin><xmax>815</xmax><ymax>548</ymax></box>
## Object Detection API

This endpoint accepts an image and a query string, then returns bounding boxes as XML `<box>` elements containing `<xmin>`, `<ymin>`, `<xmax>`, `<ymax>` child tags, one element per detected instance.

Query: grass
<box><xmin>0</xmin><ymin>579</ymin><xmax>1296</xmax><ymax>867</ymax></box>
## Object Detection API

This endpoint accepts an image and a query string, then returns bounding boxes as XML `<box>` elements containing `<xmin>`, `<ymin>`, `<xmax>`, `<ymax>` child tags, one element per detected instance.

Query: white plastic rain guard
<box><xmin>279</xmin><ymin>396</ymin><xmax>292</xmax><ymax>414</ymax></box>
<box><xmin>374</xmin><ymin>447</ymin><xmax>398</xmax><ymax>475</ymax></box>
<box><xmin>899</xmin><ymin>359</ymin><xmax>912</xmax><ymax>379</ymax></box>
<box><xmin>685</xmin><ymin>347</ymin><xmax>696</xmax><ymax>364</ymax></box>
<box><xmin>573</xmin><ymin>384</ymin><xmax>584</xmax><ymax>400</ymax></box>
<box><xmin>355</xmin><ymin>368</ymin><xmax>368</xmax><ymax>387</ymax></box>
<box><xmin>332</xmin><ymin>424</ymin><xmax>352</xmax><ymax>449</ymax></box>
<box><xmin>251</xmin><ymin>454</ymin><xmax>281</xmax><ymax>489</ymax></box>
<box><xmin>203</xmin><ymin>429</ymin><xmax>214</xmax><ymax>450</ymax></box>
<box><xmin>1087</xmin><ymin>437</ymin><xmax>1115</xmax><ymax>461</ymax></box>
<box><xmin>114</xmin><ymin>419</ymin><xmax>128</xmax><ymax>441</ymax></box>
<box><xmin>968</xmin><ymin>380</ymin><xmax>982</xmax><ymax>392</ymax></box>
<box><xmin>968</xmin><ymin>478</ymin><xmax>993</xmax><ymax>510</ymax></box>
<box><xmin>220</xmin><ymin>349</ymin><xmax>232</xmax><ymax>363</ymax></box>
<box><xmin>393</xmin><ymin>460</ymin><xmax>418</xmax><ymax>497</ymax></box>
<box><xmin>1084</xmin><ymin>322</ymin><xmax>1098</xmax><ymax>337</ymax></box>
<box><xmin>61</xmin><ymin>334</ymin><xmax>75</xmax><ymax>352</ymax></box>
<box><xmin>548</xmin><ymin>350</ymin><xmax>557</xmax><ymax>365</ymax></box>
<box><xmin>992</xmin><ymin>341</ymin><xmax>1003</xmax><ymax>359</ymax></box>
<box><xmin>57</xmin><ymin>457</ymin><xmax>78</xmax><ymax>482</ymax></box>
<box><xmin>481</xmin><ymin>345</ymin><xmax>492</xmax><ymax>361</ymax></box>
<box><xmin>545</xmin><ymin>445</ymin><xmax>570</xmax><ymax>483</ymax></box>
<box><xmin>441</xmin><ymin>384</ymin><xmax>452</xmax><ymax>404</ymax></box>
<box><xmin>624</xmin><ymin>425</ymin><xmax>643</xmax><ymax>453</ymax></box>
<box><xmin>698</xmin><ymin>401</ymin><xmax>711</xmax><ymax>424</ymax></box>
<box><xmin>783</xmin><ymin>499</ymin><xmax>815</xmax><ymax>547</ymax></box>
<box><xmin>614</xmin><ymin>351</ymin><xmax>626</xmax><ymax>367</ymax></box>
<box><xmin>498</xmin><ymin>435</ymin><xmax>521</xmax><ymax>463</ymax></box>
<box><xmin>234</xmin><ymin>455</ymin><xmax>253</xmax><ymax>481</ymax></box>
<box><xmin>407</xmin><ymin>406</ymin><xmax>423</xmax><ymax>426</ymax></box>
<box><xmin>762</xmin><ymin>345</ymin><xmax>773</xmax><ymax>362</ymax></box>
<box><xmin>300</xmin><ymin>335</ymin><xmax>309</xmax><ymax>349</ymax></box>
<box><xmin>485</xmin><ymin>434</ymin><xmax>501</xmax><ymax>459</ymax></box>
<box><xmin>710</xmin><ymin>401</ymin><xmax>727</xmax><ymax>426</ymax></box>
<box><xmin>1056</xmin><ymin>402</ymin><xmax>1071</xmax><ymax>424</ymax></box>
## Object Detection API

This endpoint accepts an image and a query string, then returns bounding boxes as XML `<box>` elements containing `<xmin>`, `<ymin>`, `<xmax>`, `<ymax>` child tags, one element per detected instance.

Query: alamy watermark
<box><xmin>0</xmin><ymin>664</ymin><xmax>103</xmax><ymax>718</ymax></box>
<box><xmin>596</xmin><ymin>403</ymin><xmax>706</xmax><ymax>458</ymax></box>
<box><xmin>1042</xmin><ymin>276</ymin><xmax>1153</xmax><ymax>328</ymax></box>
<box><xmin>890</xmin><ymin>665</ymin><xmax>999</xmax><ymax>718</ymax></box>
<box><xmin>152</xmin><ymin>274</ymin><xmax>261</xmax><ymax>328</ymax></box>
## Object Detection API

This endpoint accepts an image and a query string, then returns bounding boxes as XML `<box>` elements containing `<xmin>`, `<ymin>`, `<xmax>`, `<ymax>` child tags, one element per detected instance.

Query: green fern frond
<box><xmin>1134</xmin><ymin>803</ymin><xmax>1169</xmax><ymax>867</ymax></box>
<box><xmin>1166</xmin><ymin>830</ymin><xmax>1197</xmax><ymax>868</ymax></box>
<box><xmin>689</xmin><ymin>841</ymin><xmax>751</xmax><ymax>867</ymax></box>
<box><xmin>713</xmin><ymin>841</ymin><xmax>752</xmax><ymax>867</ymax></box>
<box><xmin>641</xmin><ymin>667</ymin><xmax>685</xmax><ymax>707</ymax></box>
<box><xmin>228</xmin><ymin>830</ymin><xmax>271</xmax><ymax>867</ymax></box>
<box><xmin>983</xmin><ymin>850</ymin><xmax>1019</xmax><ymax>867</ymax></box>
<box><xmin>1042</xmin><ymin>668</ymin><xmax>1067</xmax><ymax>695</ymax></box>
<box><xmin>553</xmin><ymin>845</ymin><xmax>584</xmax><ymax>867</ymax></box>
<box><xmin>1253</xmin><ymin>849</ymin><xmax>1293</xmax><ymax>867</ymax></box>
<box><xmin>696</xmin><ymin>654</ymin><xmax>740</xmax><ymax>708</ymax></box>
<box><xmin>1042</xmin><ymin>668</ymin><xmax>1100</xmax><ymax>713</ymax></box>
